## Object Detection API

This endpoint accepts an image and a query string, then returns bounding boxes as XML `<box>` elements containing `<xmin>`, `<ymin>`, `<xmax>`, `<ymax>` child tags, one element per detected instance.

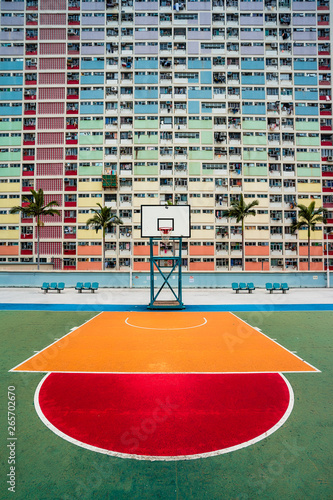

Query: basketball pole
<box><xmin>148</xmin><ymin>236</ymin><xmax>185</xmax><ymax>310</ymax></box>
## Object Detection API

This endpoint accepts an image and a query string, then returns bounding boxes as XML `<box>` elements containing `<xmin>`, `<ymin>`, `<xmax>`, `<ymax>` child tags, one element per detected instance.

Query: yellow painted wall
<box><xmin>0</xmin><ymin>214</ymin><xmax>20</xmax><ymax>224</ymax></box>
<box><xmin>191</xmin><ymin>229</ymin><xmax>215</xmax><ymax>239</ymax></box>
<box><xmin>78</xmin><ymin>181</ymin><xmax>103</xmax><ymax>192</ymax></box>
<box><xmin>0</xmin><ymin>230</ymin><xmax>19</xmax><ymax>239</ymax></box>
<box><xmin>256</xmin><ymin>198</ymin><xmax>269</xmax><ymax>208</ymax></box>
<box><xmin>243</xmin><ymin>182</ymin><xmax>268</xmax><ymax>192</ymax></box>
<box><xmin>190</xmin><ymin>197</ymin><xmax>215</xmax><ymax>207</ymax></box>
<box><xmin>133</xmin><ymin>212</ymin><xmax>141</xmax><ymax>224</ymax></box>
<box><xmin>244</xmin><ymin>229</ymin><xmax>270</xmax><ymax>240</ymax></box>
<box><xmin>298</xmin><ymin>229</ymin><xmax>323</xmax><ymax>240</ymax></box>
<box><xmin>78</xmin><ymin>213</ymin><xmax>90</xmax><ymax>224</ymax></box>
<box><xmin>246</xmin><ymin>213</ymin><xmax>269</xmax><ymax>224</ymax></box>
<box><xmin>191</xmin><ymin>213</ymin><xmax>215</xmax><ymax>224</ymax></box>
<box><xmin>77</xmin><ymin>229</ymin><xmax>101</xmax><ymax>239</ymax></box>
<box><xmin>297</xmin><ymin>183</ymin><xmax>321</xmax><ymax>193</ymax></box>
<box><xmin>296</xmin><ymin>198</ymin><xmax>322</xmax><ymax>208</ymax></box>
<box><xmin>188</xmin><ymin>181</ymin><xmax>215</xmax><ymax>192</ymax></box>
<box><xmin>78</xmin><ymin>198</ymin><xmax>102</xmax><ymax>208</ymax></box>
<box><xmin>0</xmin><ymin>199</ymin><xmax>20</xmax><ymax>208</ymax></box>
<box><xmin>133</xmin><ymin>197</ymin><xmax>159</xmax><ymax>207</ymax></box>
<box><xmin>133</xmin><ymin>181</ymin><xmax>159</xmax><ymax>191</ymax></box>
<box><xmin>0</xmin><ymin>183</ymin><xmax>21</xmax><ymax>192</ymax></box>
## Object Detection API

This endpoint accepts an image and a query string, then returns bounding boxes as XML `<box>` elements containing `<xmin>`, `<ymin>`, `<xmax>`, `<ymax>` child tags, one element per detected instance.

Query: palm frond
<box><xmin>291</xmin><ymin>202</ymin><xmax>326</xmax><ymax>234</ymax></box>
<box><xmin>223</xmin><ymin>195</ymin><xmax>259</xmax><ymax>223</ymax></box>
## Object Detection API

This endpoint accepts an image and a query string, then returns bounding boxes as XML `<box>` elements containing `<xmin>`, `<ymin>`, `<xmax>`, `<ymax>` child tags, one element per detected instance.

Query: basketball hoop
<box><xmin>159</xmin><ymin>227</ymin><xmax>172</xmax><ymax>247</ymax></box>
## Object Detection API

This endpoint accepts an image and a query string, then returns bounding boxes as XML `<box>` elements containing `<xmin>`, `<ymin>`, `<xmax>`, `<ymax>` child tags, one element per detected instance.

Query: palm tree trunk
<box><xmin>308</xmin><ymin>226</ymin><xmax>311</xmax><ymax>271</ymax></box>
<box><xmin>242</xmin><ymin>219</ymin><xmax>245</xmax><ymax>271</ymax></box>
<box><xmin>102</xmin><ymin>228</ymin><xmax>105</xmax><ymax>271</ymax></box>
<box><xmin>37</xmin><ymin>217</ymin><xmax>40</xmax><ymax>271</ymax></box>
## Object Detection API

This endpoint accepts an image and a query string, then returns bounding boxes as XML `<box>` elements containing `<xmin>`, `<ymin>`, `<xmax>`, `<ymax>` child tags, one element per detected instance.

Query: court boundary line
<box><xmin>14</xmin><ymin>369</ymin><xmax>320</xmax><ymax>374</ymax></box>
<box><xmin>229</xmin><ymin>312</ymin><xmax>321</xmax><ymax>373</ymax></box>
<box><xmin>34</xmin><ymin>372</ymin><xmax>294</xmax><ymax>461</ymax></box>
<box><xmin>1</xmin><ymin>303</ymin><xmax>333</xmax><ymax>312</ymax></box>
<box><xmin>9</xmin><ymin>311</ymin><xmax>103</xmax><ymax>373</ymax></box>
<box><xmin>11</xmin><ymin>311</ymin><xmax>320</xmax><ymax>374</ymax></box>
<box><xmin>124</xmin><ymin>316</ymin><xmax>208</xmax><ymax>330</ymax></box>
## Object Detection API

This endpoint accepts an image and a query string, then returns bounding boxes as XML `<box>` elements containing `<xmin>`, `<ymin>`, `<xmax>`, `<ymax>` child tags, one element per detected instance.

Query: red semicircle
<box><xmin>37</xmin><ymin>373</ymin><xmax>292</xmax><ymax>459</ymax></box>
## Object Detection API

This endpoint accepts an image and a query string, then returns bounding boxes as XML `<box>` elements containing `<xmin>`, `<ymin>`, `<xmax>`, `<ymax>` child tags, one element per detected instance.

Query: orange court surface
<box><xmin>13</xmin><ymin>311</ymin><xmax>318</xmax><ymax>374</ymax></box>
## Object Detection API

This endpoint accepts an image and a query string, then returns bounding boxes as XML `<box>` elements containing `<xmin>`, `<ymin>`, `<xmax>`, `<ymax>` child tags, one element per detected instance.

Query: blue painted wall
<box><xmin>0</xmin><ymin>271</ymin><xmax>330</xmax><ymax>288</ymax></box>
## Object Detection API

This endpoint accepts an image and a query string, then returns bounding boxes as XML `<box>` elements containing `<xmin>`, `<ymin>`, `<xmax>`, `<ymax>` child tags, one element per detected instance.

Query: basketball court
<box><xmin>1</xmin><ymin>297</ymin><xmax>332</xmax><ymax>498</ymax></box>
<box><xmin>1</xmin><ymin>210</ymin><xmax>332</xmax><ymax>497</ymax></box>
<box><xmin>8</xmin><ymin>310</ymin><xmax>319</xmax><ymax>462</ymax></box>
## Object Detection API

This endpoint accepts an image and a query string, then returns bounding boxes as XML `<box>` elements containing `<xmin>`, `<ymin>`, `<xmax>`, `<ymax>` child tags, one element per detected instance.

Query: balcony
<box><xmin>65</xmin><ymin>168</ymin><xmax>77</xmax><ymax>176</ymax></box>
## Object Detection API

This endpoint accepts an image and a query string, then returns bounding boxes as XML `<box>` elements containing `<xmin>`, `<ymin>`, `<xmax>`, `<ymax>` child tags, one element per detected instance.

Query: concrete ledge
<box><xmin>0</xmin><ymin>271</ymin><xmax>330</xmax><ymax>288</ymax></box>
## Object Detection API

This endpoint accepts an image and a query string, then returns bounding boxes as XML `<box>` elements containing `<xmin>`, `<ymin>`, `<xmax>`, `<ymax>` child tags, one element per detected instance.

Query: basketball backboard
<box><xmin>141</xmin><ymin>205</ymin><xmax>191</xmax><ymax>238</ymax></box>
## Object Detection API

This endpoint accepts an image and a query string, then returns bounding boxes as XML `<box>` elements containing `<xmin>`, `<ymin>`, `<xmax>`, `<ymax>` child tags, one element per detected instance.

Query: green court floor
<box><xmin>0</xmin><ymin>311</ymin><xmax>332</xmax><ymax>500</ymax></box>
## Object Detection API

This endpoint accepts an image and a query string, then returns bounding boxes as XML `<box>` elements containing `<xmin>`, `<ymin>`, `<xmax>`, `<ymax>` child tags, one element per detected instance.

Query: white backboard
<box><xmin>141</xmin><ymin>205</ymin><xmax>191</xmax><ymax>238</ymax></box>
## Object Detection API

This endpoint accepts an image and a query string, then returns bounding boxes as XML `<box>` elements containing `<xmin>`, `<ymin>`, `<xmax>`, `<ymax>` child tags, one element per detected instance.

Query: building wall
<box><xmin>0</xmin><ymin>0</ymin><xmax>332</xmax><ymax>271</ymax></box>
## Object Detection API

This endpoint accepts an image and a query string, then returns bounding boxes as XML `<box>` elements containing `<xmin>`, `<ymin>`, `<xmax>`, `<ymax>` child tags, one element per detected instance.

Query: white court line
<box><xmin>125</xmin><ymin>316</ymin><xmax>207</xmax><ymax>330</ymax></box>
<box><xmin>229</xmin><ymin>312</ymin><xmax>321</xmax><ymax>373</ymax></box>
<box><xmin>9</xmin><ymin>312</ymin><xmax>103</xmax><ymax>372</ymax></box>
<box><xmin>34</xmin><ymin>372</ymin><xmax>294</xmax><ymax>462</ymax></box>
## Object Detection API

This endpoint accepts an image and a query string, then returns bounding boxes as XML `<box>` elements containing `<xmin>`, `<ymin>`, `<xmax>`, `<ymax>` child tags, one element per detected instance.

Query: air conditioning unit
<box><xmin>328</xmin><ymin>156</ymin><xmax>333</xmax><ymax>162</ymax></box>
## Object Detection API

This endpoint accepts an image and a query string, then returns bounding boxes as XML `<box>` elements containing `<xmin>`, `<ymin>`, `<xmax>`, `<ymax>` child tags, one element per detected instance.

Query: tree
<box><xmin>86</xmin><ymin>203</ymin><xmax>122</xmax><ymax>270</ymax></box>
<box><xmin>223</xmin><ymin>194</ymin><xmax>259</xmax><ymax>271</ymax></box>
<box><xmin>10</xmin><ymin>188</ymin><xmax>60</xmax><ymax>270</ymax></box>
<box><xmin>291</xmin><ymin>201</ymin><xmax>327</xmax><ymax>271</ymax></box>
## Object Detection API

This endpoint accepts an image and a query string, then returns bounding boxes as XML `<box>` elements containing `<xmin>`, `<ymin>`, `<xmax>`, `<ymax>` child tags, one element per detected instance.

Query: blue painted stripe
<box><xmin>0</xmin><ymin>304</ymin><xmax>332</xmax><ymax>312</ymax></box>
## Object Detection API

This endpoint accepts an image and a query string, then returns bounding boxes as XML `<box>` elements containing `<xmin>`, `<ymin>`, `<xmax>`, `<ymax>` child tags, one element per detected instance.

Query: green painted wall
<box><xmin>0</xmin><ymin>151</ymin><xmax>21</xmax><ymax>161</ymax></box>
<box><xmin>189</xmin><ymin>162</ymin><xmax>201</xmax><ymax>175</ymax></box>
<box><xmin>79</xmin><ymin>120</ymin><xmax>104</xmax><ymax>130</ymax></box>
<box><xmin>296</xmin><ymin>152</ymin><xmax>321</xmax><ymax>161</ymax></box>
<box><xmin>296</xmin><ymin>136</ymin><xmax>320</xmax><ymax>147</ymax></box>
<box><xmin>188</xmin><ymin>119</ymin><xmax>212</xmax><ymax>129</ymax></box>
<box><xmin>242</xmin><ymin>120</ymin><xmax>266</xmax><ymax>130</ymax></box>
<box><xmin>295</xmin><ymin>121</ymin><xmax>319</xmax><ymax>131</ymax></box>
<box><xmin>0</xmin><ymin>121</ymin><xmax>22</xmax><ymax>131</ymax></box>
<box><xmin>79</xmin><ymin>135</ymin><xmax>104</xmax><ymax>145</ymax></box>
<box><xmin>243</xmin><ymin>135</ymin><xmax>267</xmax><ymax>146</ymax></box>
<box><xmin>243</xmin><ymin>150</ymin><xmax>267</xmax><ymax>161</ymax></box>
<box><xmin>201</xmin><ymin>131</ymin><xmax>213</xmax><ymax>144</ymax></box>
<box><xmin>133</xmin><ymin>165</ymin><xmax>159</xmax><ymax>175</ymax></box>
<box><xmin>134</xmin><ymin>119</ymin><xmax>158</xmax><ymax>129</ymax></box>
<box><xmin>78</xmin><ymin>165</ymin><xmax>103</xmax><ymax>175</ymax></box>
<box><xmin>134</xmin><ymin>134</ymin><xmax>158</xmax><ymax>145</ymax></box>
<box><xmin>297</xmin><ymin>167</ymin><xmax>321</xmax><ymax>177</ymax></box>
<box><xmin>136</xmin><ymin>150</ymin><xmax>158</xmax><ymax>160</ymax></box>
<box><xmin>78</xmin><ymin>150</ymin><xmax>103</xmax><ymax>161</ymax></box>
<box><xmin>0</xmin><ymin>167</ymin><xmax>20</xmax><ymax>177</ymax></box>
<box><xmin>243</xmin><ymin>165</ymin><xmax>268</xmax><ymax>176</ymax></box>
<box><xmin>189</xmin><ymin>150</ymin><xmax>213</xmax><ymax>160</ymax></box>
<box><xmin>0</xmin><ymin>137</ymin><xmax>21</xmax><ymax>146</ymax></box>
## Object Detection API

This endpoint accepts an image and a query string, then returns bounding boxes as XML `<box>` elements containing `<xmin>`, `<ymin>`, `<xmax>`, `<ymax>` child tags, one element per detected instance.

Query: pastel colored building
<box><xmin>0</xmin><ymin>0</ymin><xmax>332</xmax><ymax>272</ymax></box>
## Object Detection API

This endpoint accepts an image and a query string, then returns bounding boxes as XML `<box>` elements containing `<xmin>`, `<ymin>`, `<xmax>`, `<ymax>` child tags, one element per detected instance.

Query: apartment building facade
<box><xmin>0</xmin><ymin>0</ymin><xmax>332</xmax><ymax>272</ymax></box>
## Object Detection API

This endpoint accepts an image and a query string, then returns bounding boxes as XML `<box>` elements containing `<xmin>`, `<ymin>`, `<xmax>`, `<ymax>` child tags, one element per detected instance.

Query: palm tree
<box><xmin>223</xmin><ymin>194</ymin><xmax>259</xmax><ymax>271</ymax></box>
<box><xmin>291</xmin><ymin>201</ymin><xmax>327</xmax><ymax>271</ymax></box>
<box><xmin>86</xmin><ymin>203</ymin><xmax>122</xmax><ymax>270</ymax></box>
<box><xmin>10</xmin><ymin>188</ymin><xmax>60</xmax><ymax>270</ymax></box>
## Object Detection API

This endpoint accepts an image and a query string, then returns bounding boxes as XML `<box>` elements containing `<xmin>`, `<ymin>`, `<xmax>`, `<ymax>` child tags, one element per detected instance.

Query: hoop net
<box><xmin>159</xmin><ymin>227</ymin><xmax>172</xmax><ymax>247</ymax></box>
